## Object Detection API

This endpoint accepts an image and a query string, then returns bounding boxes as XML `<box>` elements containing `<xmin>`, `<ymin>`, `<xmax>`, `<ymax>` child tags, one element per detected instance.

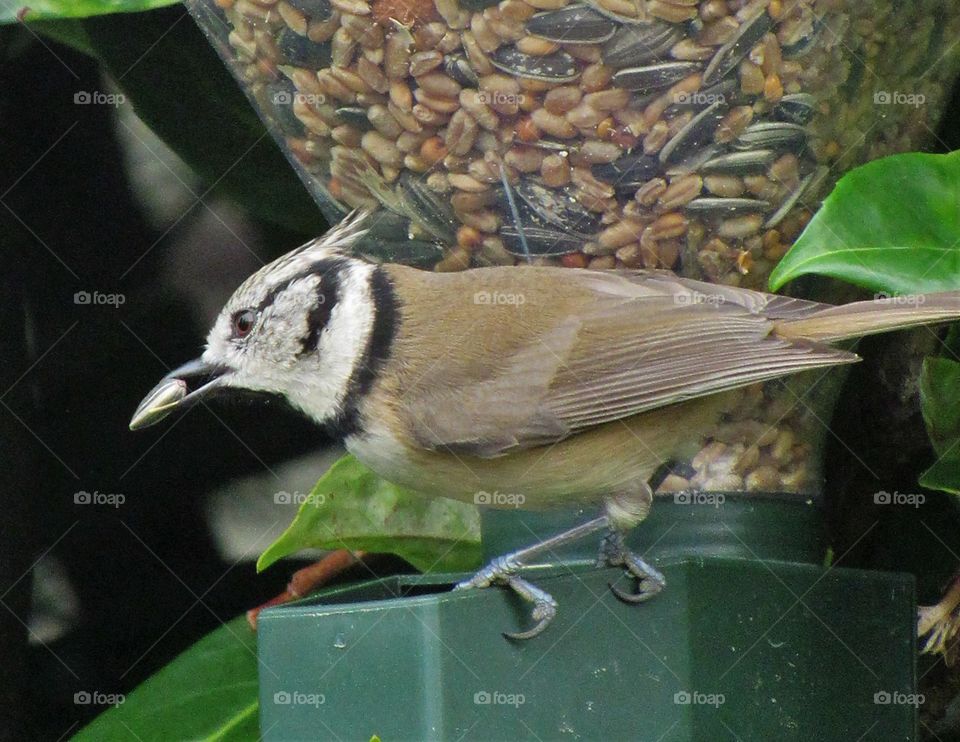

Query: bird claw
<box><xmin>454</xmin><ymin>560</ymin><xmax>558</xmax><ymax>639</ymax></box>
<box><xmin>918</xmin><ymin>574</ymin><xmax>960</xmax><ymax>662</ymax></box>
<box><xmin>502</xmin><ymin>577</ymin><xmax>557</xmax><ymax>640</ymax></box>
<box><xmin>600</xmin><ymin>531</ymin><xmax>665</xmax><ymax>605</ymax></box>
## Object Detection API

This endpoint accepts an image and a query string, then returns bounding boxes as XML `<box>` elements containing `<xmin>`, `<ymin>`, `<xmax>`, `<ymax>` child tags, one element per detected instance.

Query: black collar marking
<box><xmin>329</xmin><ymin>265</ymin><xmax>399</xmax><ymax>438</ymax></box>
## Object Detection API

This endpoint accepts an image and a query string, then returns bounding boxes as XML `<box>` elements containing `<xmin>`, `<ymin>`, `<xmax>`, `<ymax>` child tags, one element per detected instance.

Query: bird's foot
<box><xmin>454</xmin><ymin>555</ymin><xmax>559</xmax><ymax>640</ymax></box>
<box><xmin>598</xmin><ymin>530</ymin><xmax>665</xmax><ymax>604</ymax></box>
<box><xmin>918</xmin><ymin>574</ymin><xmax>960</xmax><ymax>663</ymax></box>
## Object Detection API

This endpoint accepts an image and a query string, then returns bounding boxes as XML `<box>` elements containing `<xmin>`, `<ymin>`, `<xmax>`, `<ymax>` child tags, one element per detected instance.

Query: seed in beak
<box><xmin>129</xmin><ymin>378</ymin><xmax>188</xmax><ymax>431</ymax></box>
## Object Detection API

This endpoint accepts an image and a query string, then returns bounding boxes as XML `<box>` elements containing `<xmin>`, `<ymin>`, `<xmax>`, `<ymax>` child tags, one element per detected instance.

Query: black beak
<box><xmin>129</xmin><ymin>358</ymin><xmax>230</xmax><ymax>431</ymax></box>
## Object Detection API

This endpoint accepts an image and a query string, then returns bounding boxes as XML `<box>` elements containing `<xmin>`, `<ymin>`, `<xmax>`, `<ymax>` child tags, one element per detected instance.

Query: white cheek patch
<box><xmin>287</xmin><ymin>260</ymin><xmax>376</xmax><ymax>422</ymax></box>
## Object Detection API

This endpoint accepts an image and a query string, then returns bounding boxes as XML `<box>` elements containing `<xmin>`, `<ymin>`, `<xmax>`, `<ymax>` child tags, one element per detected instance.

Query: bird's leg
<box><xmin>454</xmin><ymin>515</ymin><xmax>610</xmax><ymax>639</ymax></box>
<box><xmin>599</xmin><ymin>484</ymin><xmax>665</xmax><ymax>603</ymax></box>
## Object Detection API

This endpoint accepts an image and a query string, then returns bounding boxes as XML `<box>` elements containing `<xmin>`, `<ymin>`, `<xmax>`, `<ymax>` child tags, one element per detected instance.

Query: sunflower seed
<box><xmin>764</xmin><ymin>167</ymin><xmax>820</xmax><ymax>228</ymax></box>
<box><xmin>612</xmin><ymin>61</ymin><xmax>701</xmax><ymax>92</ymax></box>
<box><xmin>733</xmin><ymin>122</ymin><xmax>807</xmax><ymax>152</ymax></box>
<box><xmin>703</xmin><ymin>10</ymin><xmax>773</xmax><ymax>85</ymax></box>
<box><xmin>686</xmin><ymin>197</ymin><xmax>771</xmax><ymax>216</ymax></box>
<box><xmin>602</xmin><ymin>23</ymin><xmax>684</xmax><ymax>69</ymax></box>
<box><xmin>591</xmin><ymin>151</ymin><xmax>662</xmax><ymax>191</ymax></box>
<box><xmin>701</xmin><ymin>149</ymin><xmax>777</xmax><ymax>174</ymax></box>
<box><xmin>511</xmin><ymin>180</ymin><xmax>602</xmax><ymax>234</ymax></box>
<box><xmin>526</xmin><ymin>5</ymin><xmax>617</xmax><ymax>45</ymax></box>
<box><xmin>659</xmin><ymin>99</ymin><xmax>727</xmax><ymax>164</ymax></box>
<box><xmin>444</xmin><ymin>54</ymin><xmax>480</xmax><ymax>86</ymax></box>
<box><xmin>773</xmin><ymin>93</ymin><xmax>816</xmax><ymax>125</ymax></box>
<box><xmin>490</xmin><ymin>46</ymin><xmax>580</xmax><ymax>82</ymax></box>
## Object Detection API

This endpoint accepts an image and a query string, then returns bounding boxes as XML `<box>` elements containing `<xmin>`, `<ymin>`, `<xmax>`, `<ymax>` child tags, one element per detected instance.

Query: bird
<box><xmin>130</xmin><ymin>209</ymin><xmax>960</xmax><ymax>638</ymax></box>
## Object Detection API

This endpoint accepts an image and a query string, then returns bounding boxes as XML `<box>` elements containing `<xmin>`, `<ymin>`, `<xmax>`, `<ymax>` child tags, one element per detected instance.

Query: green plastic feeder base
<box><xmin>257</xmin><ymin>499</ymin><xmax>917</xmax><ymax>741</ymax></box>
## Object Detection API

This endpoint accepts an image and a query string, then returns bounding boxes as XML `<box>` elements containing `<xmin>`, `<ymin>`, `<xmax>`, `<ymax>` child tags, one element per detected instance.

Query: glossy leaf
<box><xmin>3</xmin><ymin>0</ymin><xmax>177</xmax><ymax>23</ymax></box>
<box><xmin>769</xmin><ymin>151</ymin><xmax>960</xmax><ymax>294</ymax></box>
<box><xmin>73</xmin><ymin>617</ymin><xmax>259</xmax><ymax>741</ymax></box>
<box><xmin>258</xmin><ymin>454</ymin><xmax>481</xmax><ymax>575</ymax></box>
<box><xmin>919</xmin><ymin>356</ymin><xmax>960</xmax><ymax>495</ymax></box>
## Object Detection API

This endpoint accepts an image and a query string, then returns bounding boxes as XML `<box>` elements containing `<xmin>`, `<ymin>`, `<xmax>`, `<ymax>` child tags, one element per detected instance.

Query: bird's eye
<box><xmin>231</xmin><ymin>309</ymin><xmax>256</xmax><ymax>339</ymax></box>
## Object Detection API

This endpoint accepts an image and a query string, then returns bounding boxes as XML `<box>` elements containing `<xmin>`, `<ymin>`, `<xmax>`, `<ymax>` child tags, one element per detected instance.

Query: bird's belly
<box><xmin>347</xmin><ymin>394</ymin><xmax>729</xmax><ymax>509</ymax></box>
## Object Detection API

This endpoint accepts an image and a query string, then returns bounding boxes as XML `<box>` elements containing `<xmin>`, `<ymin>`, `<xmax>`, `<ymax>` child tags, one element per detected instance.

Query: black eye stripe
<box><xmin>299</xmin><ymin>259</ymin><xmax>344</xmax><ymax>356</ymax></box>
<box><xmin>253</xmin><ymin>258</ymin><xmax>344</xmax><ymax>315</ymax></box>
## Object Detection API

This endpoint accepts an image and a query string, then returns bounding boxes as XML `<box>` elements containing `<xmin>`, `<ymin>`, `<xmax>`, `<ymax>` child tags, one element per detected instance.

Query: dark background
<box><xmin>3</xmin><ymin>7</ymin><xmax>960</xmax><ymax>740</ymax></box>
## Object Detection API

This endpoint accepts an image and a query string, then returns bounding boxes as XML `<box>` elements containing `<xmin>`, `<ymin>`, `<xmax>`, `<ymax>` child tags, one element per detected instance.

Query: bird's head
<box><xmin>129</xmin><ymin>210</ymin><xmax>396</xmax><ymax>434</ymax></box>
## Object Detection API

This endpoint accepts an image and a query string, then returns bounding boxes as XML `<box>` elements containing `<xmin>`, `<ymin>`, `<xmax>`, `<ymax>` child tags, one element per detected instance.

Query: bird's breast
<box><xmin>345</xmin><ymin>394</ymin><xmax>729</xmax><ymax>509</ymax></box>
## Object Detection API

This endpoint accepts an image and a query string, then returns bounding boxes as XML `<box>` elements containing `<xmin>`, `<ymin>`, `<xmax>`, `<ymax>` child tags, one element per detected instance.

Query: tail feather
<box><xmin>775</xmin><ymin>292</ymin><xmax>960</xmax><ymax>344</ymax></box>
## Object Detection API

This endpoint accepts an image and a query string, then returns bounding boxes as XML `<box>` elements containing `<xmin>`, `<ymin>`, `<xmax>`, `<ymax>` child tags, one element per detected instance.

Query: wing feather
<box><xmin>392</xmin><ymin>268</ymin><xmax>856</xmax><ymax>457</ymax></box>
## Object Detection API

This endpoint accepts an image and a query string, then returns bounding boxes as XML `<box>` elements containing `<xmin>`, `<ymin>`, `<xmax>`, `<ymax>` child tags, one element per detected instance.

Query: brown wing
<box><xmin>389</xmin><ymin>268</ymin><xmax>857</xmax><ymax>457</ymax></box>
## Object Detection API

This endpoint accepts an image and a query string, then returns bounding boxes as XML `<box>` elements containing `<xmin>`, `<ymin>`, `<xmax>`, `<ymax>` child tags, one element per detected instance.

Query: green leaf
<box><xmin>257</xmin><ymin>454</ymin><xmax>481</xmax><ymax>575</ymax></box>
<box><xmin>919</xmin><ymin>356</ymin><xmax>960</xmax><ymax>496</ymax></box>
<box><xmin>73</xmin><ymin>616</ymin><xmax>259</xmax><ymax>741</ymax></box>
<box><xmin>920</xmin><ymin>457</ymin><xmax>960</xmax><ymax>496</ymax></box>
<box><xmin>3</xmin><ymin>0</ymin><xmax>177</xmax><ymax>24</ymax></box>
<box><xmin>769</xmin><ymin>151</ymin><xmax>960</xmax><ymax>294</ymax></box>
<box><xmin>26</xmin><ymin>20</ymin><xmax>95</xmax><ymax>55</ymax></box>
<box><xmin>921</xmin><ymin>357</ymin><xmax>960</xmax><ymax>456</ymax></box>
